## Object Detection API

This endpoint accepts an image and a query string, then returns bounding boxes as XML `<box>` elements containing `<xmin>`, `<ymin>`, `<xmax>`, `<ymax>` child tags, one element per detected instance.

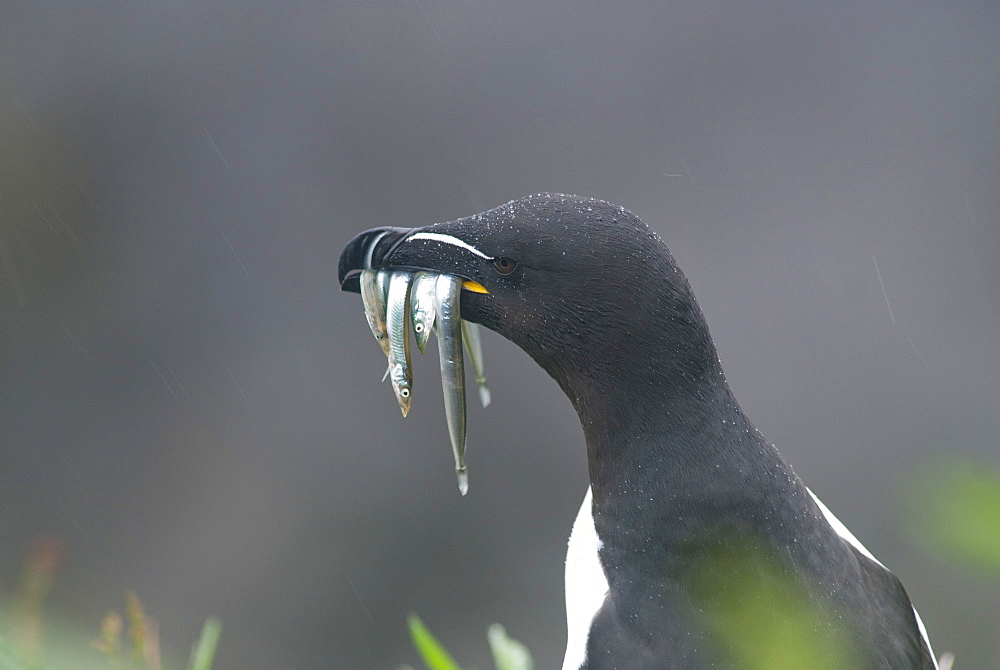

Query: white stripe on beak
<box><xmin>407</xmin><ymin>232</ymin><xmax>493</xmax><ymax>260</ymax></box>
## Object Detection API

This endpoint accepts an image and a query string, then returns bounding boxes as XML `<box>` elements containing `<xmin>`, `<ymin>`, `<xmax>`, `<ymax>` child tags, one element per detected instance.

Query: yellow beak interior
<box><xmin>462</xmin><ymin>280</ymin><xmax>490</xmax><ymax>294</ymax></box>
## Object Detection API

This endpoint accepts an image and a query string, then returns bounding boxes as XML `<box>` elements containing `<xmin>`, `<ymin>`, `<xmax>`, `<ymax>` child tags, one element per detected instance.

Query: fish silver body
<box><xmin>386</xmin><ymin>271</ymin><xmax>414</xmax><ymax>416</ymax></box>
<box><xmin>410</xmin><ymin>271</ymin><xmax>438</xmax><ymax>354</ymax></box>
<box><xmin>375</xmin><ymin>269</ymin><xmax>390</xmax><ymax>308</ymax></box>
<box><xmin>376</xmin><ymin>270</ymin><xmax>393</xmax><ymax>381</ymax></box>
<box><xmin>359</xmin><ymin>269</ymin><xmax>390</xmax><ymax>356</ymax></box>
<box><xmin>461</xmin><ymin>320</ymin><xmax>491</xmax><ymax>408</ymax></box>
<box><xmin>434</xmin><ymin>274</ymin><xmax>469</xmax><ymax>495</ymax></box>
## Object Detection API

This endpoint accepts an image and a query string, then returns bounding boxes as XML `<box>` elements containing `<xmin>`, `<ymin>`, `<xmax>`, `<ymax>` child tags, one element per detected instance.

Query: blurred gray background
<box><xmin>1</xmin><ymin>2</ymin><xmax>998</xmax><ymax>668</ymax></box>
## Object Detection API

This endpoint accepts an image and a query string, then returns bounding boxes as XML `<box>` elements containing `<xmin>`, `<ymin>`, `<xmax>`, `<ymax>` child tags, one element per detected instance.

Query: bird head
<box><xmin>339</xmin><ymin>193</ymin><xmax>719</xmax><ymax>416</ymax></box>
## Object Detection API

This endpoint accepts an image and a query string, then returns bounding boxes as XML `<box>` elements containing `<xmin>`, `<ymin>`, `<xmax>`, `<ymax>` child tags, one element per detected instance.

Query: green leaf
<box><xmin>0</xmin><ymin>636</ymin><xmax>30</xmax><ymax>670</ymax></box>
<box><xmin>407</xmin><ymin>614</ymin><xmax>461</xmax><ymax>670</ymax></box>
<box><xmin>904</xmin><ymin>459</ymin><xmax>1000</xmax><ymax>576</ymax></box>
<box><xmin>487</xmin><ymin>624</ymin><xmax>533</xmax><ymax>670</ymax></box>
<box><xmin>187</xmin><ymin>617</ymin><xmax>222</xmax><ymax>670</ymax></box>
<box><xmin>683</xmin><ymin>537</ymin><xmax>861</xmax><ymax>670</ymax></box>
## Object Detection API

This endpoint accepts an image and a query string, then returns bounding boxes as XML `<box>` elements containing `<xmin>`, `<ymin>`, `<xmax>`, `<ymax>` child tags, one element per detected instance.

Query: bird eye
<box><xmin>493</xmin><ymin>257</ymin><xmax>517</xmax><ymax>275</ymax></box>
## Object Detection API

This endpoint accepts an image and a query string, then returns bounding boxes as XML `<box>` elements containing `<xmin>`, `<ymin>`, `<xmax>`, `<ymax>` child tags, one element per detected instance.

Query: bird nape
<box><xmin>339</xmin><ymin>193</ymin><xmax>939</xmax><ymax>670</ymax></box>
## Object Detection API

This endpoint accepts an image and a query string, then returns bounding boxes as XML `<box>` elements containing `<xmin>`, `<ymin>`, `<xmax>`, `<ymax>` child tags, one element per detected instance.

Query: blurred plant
<box><xmin>91</xmin><ymin>591</ymin><xmax>163</xmax><ymax>670</ymax></box>
<box><xmin>683</xmin><ymin>537</ymin><xmax>860</xmax><ymax>669</ymax></box>
<box><xmin>486</xmin><ymin>624</ymin><xmax>533</xmax><ymax>670</ymax></box>
<box><xmin>402</xmin><ymin>615</ymin><xmax>459</xmax><ymax>670</ymax></box>
<box><xmin>91</xmin><ymin>612</ymin><xmax>124</xmax><ymax>670</ymax></box>
<box><xmin>903</xmin><ymin>458</ymin><xmax>1000</xmax><ymax>578</ymax></box>
<box><xmin>185</xmin><ymin>618</ymin><xmax>221</xmax><ymax>670</ymax></box>
<box><xmin>901</xmin><ymin>457</ymin><xmax>1000</xmax><ymax>668</ymax></box>
<box><xmin>7</xmin><ymin>537</ymin><xmax>66</xmax><ymax>667</ymax></box>
<box><xmin>401</xmin><ymin>614</ymin><xmax>533</xmax><ymax>670</ymax></box>
<box><xmin>91</xmin><ymin>593</ymin><xmax>220</xmax><ymax>670</ymax></box>
<box><xmin>1</xmin><ymin>538</ymin><xmax>220</xmax><ymax>670</ymax></box>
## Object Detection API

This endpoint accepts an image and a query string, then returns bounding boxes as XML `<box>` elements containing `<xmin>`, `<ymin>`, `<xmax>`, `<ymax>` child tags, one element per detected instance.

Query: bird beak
<box><xmin>339</xmin><ymin>226</ymin><xmax>490</xmax><ymax>294</ymax></box>
<box><xmin>461</xmin><ymin>280</ymin><xmax>489</xmax><ymax>294</ymax></box>
<box><xmin>338</xmin><ymin>227</ymin><xmax>415</xmax><ymax>294</ymax></box>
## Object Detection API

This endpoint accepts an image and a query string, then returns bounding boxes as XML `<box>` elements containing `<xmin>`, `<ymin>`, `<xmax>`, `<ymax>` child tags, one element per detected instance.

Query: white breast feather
<box><xmin>562</xmin><ymin>487</ymin><xmax>608</xmax><ymax>670</ymax></box>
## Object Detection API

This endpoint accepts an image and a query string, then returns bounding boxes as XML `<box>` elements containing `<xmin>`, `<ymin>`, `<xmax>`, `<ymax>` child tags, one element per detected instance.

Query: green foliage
<box><xmin>187</xmin><ymin>619</ymin><xmax>221</xmax><ymax>670</ymax></box>
<box><xmin>403</xmin><ymin>616</ymin><xmax>533</xmax><ymax>670</ymax></box>
<box><xmin>486</xmin><ymin>624</ymin><xmax>533</xmax><ymax>670</ymax></box>
<box><xmin>10</xmin><ymin>456</ymin><xmax>1000</xmax><ymax>669</ymax></box>
<box><xmin>904</xmin><ymin>459</ymin><xmax>1000</xmax><ymax>577</ymax></box>
<box><xmin>684</xmin><ymin>538</ymin><xmax>860</xmax><ymax>669</ymax></box>
<box><xmin>406</xmin><ymin>615</ymin><xmax>461</xmax><ymax>670</ymax></box>
<box><xmin>87</xmin><ymin>591</ymin><xmax>220</xmax><ymax>670</ymax></box>
<box><xmin>0</xmin><ymin>548</ymin><xmax>220</xmax><ymax>670</ymax></box>
<box><xmin>0</xmin><ymin>636</ymin><xmax>31</xmax><ymax>670</ymax></box>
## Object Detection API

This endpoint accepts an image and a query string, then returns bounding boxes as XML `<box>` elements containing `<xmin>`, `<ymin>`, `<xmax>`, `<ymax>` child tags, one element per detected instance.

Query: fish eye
<box><xmin>493</xmin><ymin>257</ymin><xmax>517</xmax><ymax>275</ymax></box>
<box><xmin>414</xmin><ymin>324</ymin><xmax>424</xmax><ymax>333</ymax></box>
<box><xmin>400</xmin><ymin>388</ymin><xmax>410</xmax><ymax>397</ymax></box>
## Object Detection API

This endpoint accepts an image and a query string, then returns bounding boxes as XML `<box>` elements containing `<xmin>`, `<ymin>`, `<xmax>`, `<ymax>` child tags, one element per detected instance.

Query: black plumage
<box><xmin>339</xmin><ymin>193</ymin><xmax>937</xmax><ymax>669</ymax></box>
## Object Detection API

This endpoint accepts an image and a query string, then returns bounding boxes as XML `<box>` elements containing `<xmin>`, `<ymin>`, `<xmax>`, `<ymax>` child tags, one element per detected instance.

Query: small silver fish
<box><xmin>386</xmin><ymin>271</ymin><xmax>414</xmax><ymax>416</ymax></box>
<box><xmin>359</xmin><ymin>269</ymin><xmax>390</xmax><ymax>356</ymax></box>
<box><xmin>375</xmin><ymin>269</ymin><xmax>390</xmax><ymax>307</ymax></box>
<box><xmin>461</xmin><ymin>320</ymin><xmax>491</xmax><ymax>408</ymax></box>
<box><xmin>410</xmin><ymin>272</ymin><xmax>438</xmax><ymax>354</ymax></box>
<box><xmin>434</xmin><ymin>274</ymin><xmax>468</xmax><ymax>495</ymax></box>
<box><xmin>378</xmin><ymin>270</ymin><xmax>392</xmax><ymax>381</ymax></box>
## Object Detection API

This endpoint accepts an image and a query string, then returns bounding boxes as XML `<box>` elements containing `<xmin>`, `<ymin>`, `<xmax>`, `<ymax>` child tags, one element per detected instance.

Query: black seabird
<box><xmin>338</xmin><ymin>194</ymin><xmax>939</xmax><ymax>670</ymax></box>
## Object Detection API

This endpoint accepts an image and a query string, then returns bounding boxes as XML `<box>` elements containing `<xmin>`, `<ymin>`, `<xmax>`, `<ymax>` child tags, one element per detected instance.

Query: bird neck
<box><xmin>551</xmin><ymin>296</ymin><xmax>745</xmax><ymax>477</ymax></box>
<box><xmin>553</xmin><ymin>324</ymin><xmax>791</xmax><ymax>565</ymax></box>
<box><xmin>576</xmin><ymin>357</ymin><xmax>761</xmax><ymax>504</ymax></box>
<box><xmin>515</xmin><ymin>255</ymin><xmax>795</xmax><ymax>554</ymax></box>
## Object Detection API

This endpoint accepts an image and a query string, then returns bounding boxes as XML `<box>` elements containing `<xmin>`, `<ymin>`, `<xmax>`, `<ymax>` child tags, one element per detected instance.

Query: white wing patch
<box><xmin>807</xmin><ymin>488</ymin><xmax>939</xmax><ymax>668</ymax></box>
<box><xmin>563</xmin><ymin>487</ymin><xmax>609</xmax><ymax>670</ymax></box>
<box><xmin>407</xmin><ymin>232</ymin><xmax>493</xmax><ymax>259</ymax></box>
<box><xmin>912</xmin><ymin>606</ymin><xmax>940</xmax><ymax>669</ymax></box>
<box><xmin>807</xmin><ymin>487</ymin><xmax>886</xmax><ymax>568</ymax></box>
